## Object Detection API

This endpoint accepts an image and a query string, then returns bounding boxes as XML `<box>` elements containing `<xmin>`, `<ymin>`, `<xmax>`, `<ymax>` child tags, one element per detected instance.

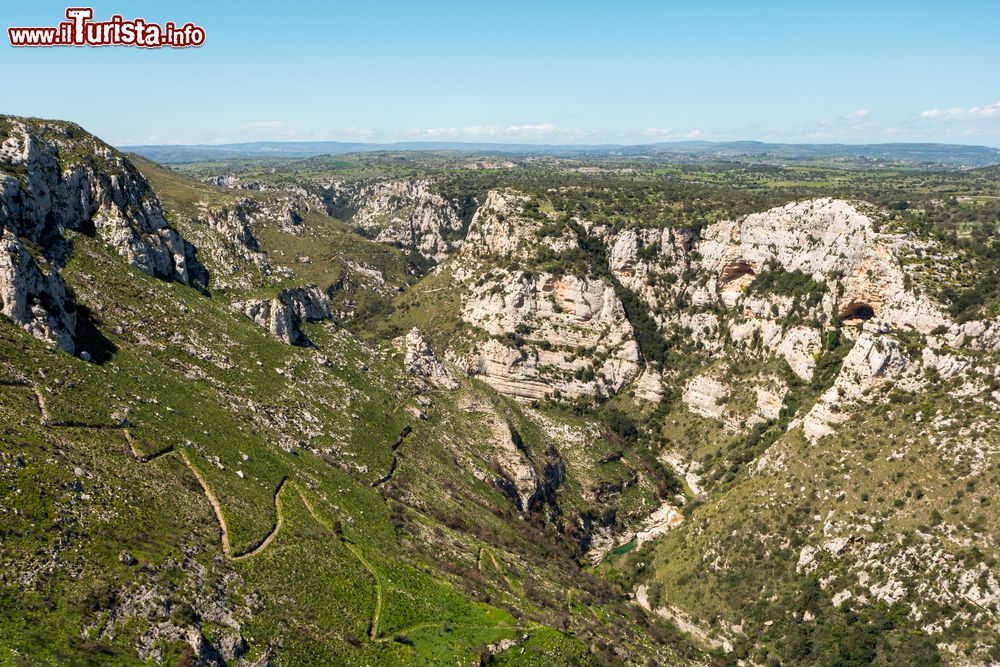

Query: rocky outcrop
<box><xmin>202</xmin><ymin>174</ymin><xmax>319</xmax><ymax>235</ymax></box>
<box><xmin>606</xmin><ymin>226</ymin><xmax>693</xmax><ymax>326</ymax></box>
<box><xmin>695</xmin><ymin>198</ymin><xmax>946</xmax><ymax>334</ymax></box>
<box><xmin>459</xmin><ymin>270</ymin><xmax>639</xmax><ymax>400</ymax></box>
<box><xmin>448</xmin><ymin>189</ymin><xmax>640</xmax><ymax>401</ymax></box>
<box><xmin>202</xmin><ymin>174</ymin><xmax>245</xmax><ymax>189</ymax></box>
<box><xmin>233</xmin><ymin>285</ymin><xmax>331</xmax><ymax>345</ymax></box>
<box><xmin>754</xmin><ymin>377</ymin><xmax>788</xmax><ymax>421</ymax></box>
<box><xmin>0</xmin><ymin>117</ymin><xmax>205</xmax><ymax>289</ymax></box>
<box><xmin>88</xmin><ymin>553</ymin><xmax>252</xmax><ymax>667</ymax></box>
<box><xmin>326</xmin><ymin>179</ymin><xmax>466</xmax><ymax>261</ymax></box>
<box><xmin>634</xmin><ymin>368</ymin><xmax>665</xmax><ymax>403</ymax></box>
<box><xmin>0</xmin><ymin>116</ymin><xmax>207</xmax><ymax>352</ymax></box>
<box><xmin>197</xmin><ymin>198</ymin><xmax>274</xmax><ymax>288</ymax></box>
<box><xmin>462</xmin><ymin>189</ymin><xmax>577</xmax><ymax>261</ymax></box>
<box><xmin>403</xmin><ymin>328</ymin><xmax>458</xmax><ymax>389</ymax></box>
<box><xmin>0</xmin><ymin>231</ymin><xmax>76</xmax><ymax>352</ymax></box>
<box><xmin>204</xmin><ymin>198</ymin><xmax>261</xmax><ymax>253</ymax></box>
<box><xmin>802</xmin><ymin>326</ymin><xmax>916</xmax><ymax>441</ymax></box>
<box><xmin>682</xmin><ymin>375</ymin><xmax>728</xmax><ymax>420</ymax></box>
<box><xmin>458</xmin><ymin>395</ymin><xmax>539</xmax><ymax>512</ymax></box>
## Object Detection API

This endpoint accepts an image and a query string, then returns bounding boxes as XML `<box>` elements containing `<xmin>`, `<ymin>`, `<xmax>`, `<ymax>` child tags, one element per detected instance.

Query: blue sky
<box><xmin>3</xmin><ymin>1</ymin><xmax>1000</xmax><ymax>146</ymax></box>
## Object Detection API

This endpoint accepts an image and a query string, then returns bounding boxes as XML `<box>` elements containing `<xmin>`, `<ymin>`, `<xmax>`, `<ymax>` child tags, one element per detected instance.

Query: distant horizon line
<box><xmin>118</xmin><ymin>138</ymin><xmax>1000</xmax><ymax>150</ymax></box>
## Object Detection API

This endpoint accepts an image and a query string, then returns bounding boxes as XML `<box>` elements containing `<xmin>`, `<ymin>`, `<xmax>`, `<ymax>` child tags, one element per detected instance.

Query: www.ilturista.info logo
<box><xmin>8</xmin><ymin>7</ymin><xmax>205</xmax><ymax>48</ymax></box>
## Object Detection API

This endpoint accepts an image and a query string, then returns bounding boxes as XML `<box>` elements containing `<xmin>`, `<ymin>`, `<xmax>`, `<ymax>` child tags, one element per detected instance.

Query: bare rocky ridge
<box><xmin>204</xmin><ymin>198</ymin><xmax>263</xmax><ymax>254</ymax></box>
<box><xmin>325</xmin><ymin>178</ymin><xmax>466</xmax><ymax>261</ymax></box>
<box><xmin>0</xmin><ymin>117</ymin><xmax>206</xmax><ymax>353</ymax></box>
<box><xmin>457</xmin><ymin>394</ymin><xmax>539</xmax><ymax>512</ymax></box>
<box><xmin>0</xmin><ymin>118</ymin><xmax>204</xmax><ymax>287</ymax></box>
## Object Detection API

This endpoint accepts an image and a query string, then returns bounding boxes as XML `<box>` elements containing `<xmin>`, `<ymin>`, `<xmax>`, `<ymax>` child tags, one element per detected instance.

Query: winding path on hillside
<box><xmin>10</xmin><ymin>380</ymin><xmax>391</xmax><ymax>640</ymax></box>
<box><xmin>478</xmin><ymin>545</ymin><xmax>516</xmax><ymax>593</ymax></box>
<box><xmin>12</xmin><ymin>380</ymin><xmax>527</xmax><ymax>645</ymax></box>
<box><xmin>371</xmin><ymin>425</ymin><xmax>413</xmax><ymax>488</ymax></box>
<box><xmin>294</xmin><ymin>484</ymin><xmax>384</xmax><ymax>638</ymax></box>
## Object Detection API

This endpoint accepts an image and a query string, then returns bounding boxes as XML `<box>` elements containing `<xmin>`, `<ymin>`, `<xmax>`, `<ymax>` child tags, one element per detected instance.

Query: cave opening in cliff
<box><xmin>841</xmin><ymin>302</ymin><xmax>875</xmax><ymax>324</ymax></box>
<box><xmin>719</xmin><ymin>259</ymin><xmax>756</xmax><ymax>290</ymax></box>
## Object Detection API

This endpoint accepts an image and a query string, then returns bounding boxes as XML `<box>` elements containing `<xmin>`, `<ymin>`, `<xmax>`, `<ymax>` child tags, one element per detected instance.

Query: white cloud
<box><xmin>921</xmin><ymin>102</ymin><xmax>1000</xmax><ymax>120</ymax></box>
<box><xmin>642</xmin><ymin>128</ymin><xmax>706</xmax><ymax>141</ymax></box>
<box><xmin>845</xmin><ymin>109</ymin><xmax>870</xmax><ymax>121</ymax></box>
<box><xmin>341</xmin><ymin>126</ymin><xmax>374</xmax><ymax>139</ymax></box>
<box><xmin>506</xmin><ymin>123</ymin><xmax>560</xmax><ymax>135</ymax></box>
<box><xmin>404</xmin><ymin>123</ymin><xmax>572</xmax><ymax>140</ymax></box>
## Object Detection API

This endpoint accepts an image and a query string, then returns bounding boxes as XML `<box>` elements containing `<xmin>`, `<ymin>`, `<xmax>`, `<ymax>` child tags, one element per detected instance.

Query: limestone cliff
<box><xmin>450</xmin><ymin>190</ymin><xmax>639</xmax><ymax>401</ymax></box>
<box><xmin>598</xmin><ymin>197</ymin><xmax>976</xmax><ymax>433</ymax></box>
<box><xmin>0</xmin><ymin>116</ymin><xmax>206</xmax><ymax>353</ymax></box>
<box><xmin>326</xmin><ymin>178</ymin><xmax>466</xmax><ymax>261</ymax></box>
<box><xmin>232</xmin><ymin>285</ymin><xmax>331</xmax><ymax>345</ymax></box>
<box><xmin>0</xmin><ymin>231</ymin><xmax>76</xmax><ymax>352</ymax></box>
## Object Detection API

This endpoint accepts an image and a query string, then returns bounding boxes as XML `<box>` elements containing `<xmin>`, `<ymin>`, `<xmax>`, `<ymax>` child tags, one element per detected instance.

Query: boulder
<box><xmin>403</xmin><ymin>328</ymin><xmax>458</xmax><ymax>389</ymax></box>
<box><xmin>233</xmin><ymin>285</ymin><xmax>331</xmax><ymax>345</ymax></box>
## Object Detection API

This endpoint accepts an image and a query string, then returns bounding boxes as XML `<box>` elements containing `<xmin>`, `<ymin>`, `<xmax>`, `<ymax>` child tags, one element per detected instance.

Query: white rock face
<box><xmin>634</xmin><ymin>501</ymin><xmax>684</xmax><ymax>546</ymax></box>
<box><xmin>682</xmin><ymin>375</ymin><xmax>728</xmax><ymax>420</ymax></box>
<box><xmin>697</xmin><ymin>198</ymin><xmax>946</xmax><ymax>333</ymax></box>
<box><xmin>461</xmin><ymin>189</ymin><xmax>578</xmax><ymax>261</ymax></box>
<box><xmin>634</xmin><ymin>368</ymin><xmax>665</xmax><ymax>403</ymax></box>
<box><xmin>403</xmin><ymin>328</ymin><xmax>458</xmax><ymax>389</ymax></box>
<box><xmin>0</xmin><ymin>119</ymin><xmax>204</xmax><ymax>289</ymax></box>
<box><xmin>449</xmin><ymin>189</ymin><xmax>641</xmax><ymax>401</ymax></box>
<box><xmin>598</xmin><ymin>197</ymin><xmax>965</xmax><ymax>431</ymax></box>
<box><xmin>233</xmin><ymin>285</ymin><xmax>331</xmax><ymax>345</ymax></box>
<box><xmin>204</xmin><ymin>198</ymin><xmax>262</xmax><ymax>253</ymax></box>
<box><xmin>327</xmin><ymin>178</ymin><xmax>465</xmax><ymax>261</ymax></box>
<box><xmin>0</xmin><ymin>117</ymin><xmax>206</xmax><ymax>352</ymax></box>
<box><xmin>606</xmin><ymin>226</ymin><xmax>693</xmax><ymax>327</ymax></box>
<box><xmin>776</xmin><ymin>326</ymin><xmax>822</xmax><ymax>381</ymax></box>
<box><xmin>0</xmin><ymin>230</ymin><xmax>75</xmax><ymax>352</ymax></box>
<box><xmin>728</xmin><ymin>317</ymin><xmax>821</xmax><ymax>381</ymax></box>
<box><xmin>196</xmin><ymin>198</ymin><xmax>274</xmax><ymax>289</ymax></box>
<box><xmin>754</xmin><ymin>378</ymin><xmax>788</xmax><ymax>421</ymax></box>
<box><xmin>803</xmin><ymin>327</ymin><xmax>915</xmax><ymax>441</ymax></box>
<box><xmin>446</xmin><ymin>193</ymin><xmax>984</xmax><ymax>426</ymax></box>
<box><xmin>459</xmin><ymin>270</ymin><xmax>640</xmax><ymax>400</ymax></box>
